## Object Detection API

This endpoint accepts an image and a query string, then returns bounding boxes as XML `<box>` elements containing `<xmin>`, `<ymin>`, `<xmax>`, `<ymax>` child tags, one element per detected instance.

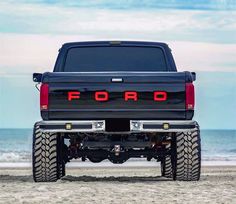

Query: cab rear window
<box><xmin>63</xmin><ymin>46</ymin><xmax>167</xmax><ymax>72</ymax></box>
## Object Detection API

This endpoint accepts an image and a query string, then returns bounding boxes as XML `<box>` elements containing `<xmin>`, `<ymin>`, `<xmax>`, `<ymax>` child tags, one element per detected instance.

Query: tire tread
<box><xmin>32</xmin><ymin>124</ymin><xmax>61</xmax><ymax>182</ymax></box>
<box><xmin>174</xmin><ymin>126</ymin><xmax>201</xmax><ymax>181</ymax></box>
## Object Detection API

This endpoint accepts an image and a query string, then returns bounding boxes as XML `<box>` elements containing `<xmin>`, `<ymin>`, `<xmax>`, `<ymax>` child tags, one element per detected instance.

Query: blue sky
<box><xmin>4</xmin><ymin>0</ymin><xmax>236</xmax><ymax>10</ymax></box>
<box><xmin>0</xmin><ymin>0</ymin><xmax>235</xmax><ymax>129</ymax></box>
<box><xmin>0</xmin><ymin>1</ymin><xmax>236</xmax><ymax>43</ymax></box>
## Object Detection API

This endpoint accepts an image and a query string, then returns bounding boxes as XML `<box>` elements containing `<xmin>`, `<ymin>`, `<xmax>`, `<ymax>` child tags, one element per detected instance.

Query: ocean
<box><xmin>0</xmin><ymin>129</ymin><xmax>236</xmax><ymax>163</ymax></box>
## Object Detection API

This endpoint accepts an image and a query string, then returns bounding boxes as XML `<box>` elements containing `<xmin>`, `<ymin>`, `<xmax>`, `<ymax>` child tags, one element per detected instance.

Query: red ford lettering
<box><xmin>68</xmin><ymin>91</ymin><xmax>80</xmax><ymax>101</ymax></box>
<box><xmin>154</xmin><ymin>91</ymin><xmax>167</xmax><ymax>101</ymax></box>
<box><xmin>124</xmin><ymin>91</ymin><xmax>138</xmax><ymax>101</ymax></box>
<box><xmin>95</xmin><ymin>91</ymin><xmax>109</xmax><ymax>101</ymax></box>
<box><xmin>68</xmin><ymin>91</ymin><xmax>167</xmax><ymax>102</ymax></box>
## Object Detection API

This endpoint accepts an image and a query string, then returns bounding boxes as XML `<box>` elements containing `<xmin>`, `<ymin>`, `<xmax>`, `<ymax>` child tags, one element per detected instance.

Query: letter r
<box><xmin>124</xmin><ymin>92</ymin><xmax>138</xmax><ymax>101</ymax></box>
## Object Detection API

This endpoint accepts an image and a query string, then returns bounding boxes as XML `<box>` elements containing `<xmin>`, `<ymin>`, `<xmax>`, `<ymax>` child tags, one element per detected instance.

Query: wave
<box><xmin>1</xmin><ymin>151</ymin><xmax>236</xmax><ymax>163</ymax></box>
<box><xmin>202</xmin><ymin>156</ymin><xmax>236</xmax><ymax>161</ymax></box>
<box><xmin>0</xmin><ymin>152</ymin><xmax>31</xmax><ymax>162</ymax></box>
<box><xmin>228</xmin><ymin>149</ymin><xmax>236</xmax><ymax>153</ymax></box>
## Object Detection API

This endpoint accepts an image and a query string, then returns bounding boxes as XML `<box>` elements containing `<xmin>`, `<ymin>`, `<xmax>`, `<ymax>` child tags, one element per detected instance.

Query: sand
<box><xmin>0</xmin><ymin>166</ymin><xmax>236</xmax><ymax>204</ymax></box>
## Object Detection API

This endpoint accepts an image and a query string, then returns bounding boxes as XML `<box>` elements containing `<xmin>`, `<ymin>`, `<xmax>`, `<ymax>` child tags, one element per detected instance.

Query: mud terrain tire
<box><xmin>32</xmin><ymin>124</ymin><xmax>65</xmax><ymax>182</ymax></box>
<box><xmin>173</xmin><ymin>126</ymin><xmax>201</xmax><ymax>181</ymax></box>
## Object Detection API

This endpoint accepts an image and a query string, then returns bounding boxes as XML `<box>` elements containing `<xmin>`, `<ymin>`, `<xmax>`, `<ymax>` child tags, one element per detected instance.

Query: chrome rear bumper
<box><xmin>37</xmin><ymin>120</ymin><xmax>197</xmax><ymax>133</ymax></box>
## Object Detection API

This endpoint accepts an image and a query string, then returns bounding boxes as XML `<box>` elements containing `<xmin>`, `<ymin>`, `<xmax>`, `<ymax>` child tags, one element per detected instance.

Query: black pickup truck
<box><xmin>32</xmin><ymin>41</ymin><xmax>201</xmax><ymax>182</ymax></box>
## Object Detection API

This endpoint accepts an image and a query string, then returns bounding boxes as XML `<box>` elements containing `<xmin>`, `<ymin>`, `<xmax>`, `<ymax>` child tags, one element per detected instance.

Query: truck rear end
<box><xmin>32</xmin><ymin>41</ymin><xmax>201</xmax><ymax>182</ymax></box>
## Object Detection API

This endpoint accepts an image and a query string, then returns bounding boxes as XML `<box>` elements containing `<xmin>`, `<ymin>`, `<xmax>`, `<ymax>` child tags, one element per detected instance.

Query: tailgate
<box><xmin>41</xmin><ymin>72</ymin><xmax>194</xmax><ymax>120</ymax></box>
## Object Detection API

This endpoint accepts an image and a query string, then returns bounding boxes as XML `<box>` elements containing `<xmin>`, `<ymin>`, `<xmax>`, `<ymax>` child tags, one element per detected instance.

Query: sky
<box><xmin>0</xmin><ymin>0</ymin><xmax>235</xmax><ymax>129</ymax></box>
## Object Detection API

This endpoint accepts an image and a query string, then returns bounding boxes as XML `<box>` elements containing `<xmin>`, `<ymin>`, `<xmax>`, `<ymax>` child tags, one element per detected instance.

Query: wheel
<box><xmin>161</xmin><ymin>136</ymin><xmax>173</xmax><ymax>178</ymax></box>
<box><xmin>172</xmin><ymin>126</ymin><xmax>201</xmax><ymax>181</ymax></box>
<box><xmin>32</xmin><ymin>123</ymin><xmax>65</xmax><ymax>182</ymax></box>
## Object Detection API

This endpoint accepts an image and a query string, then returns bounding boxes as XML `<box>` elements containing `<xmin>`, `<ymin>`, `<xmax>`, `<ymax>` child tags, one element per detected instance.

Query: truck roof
<box><xmin>61</xmin><ymin>41</ymin><xmax>170</xmax><ymax>49</ymax></box>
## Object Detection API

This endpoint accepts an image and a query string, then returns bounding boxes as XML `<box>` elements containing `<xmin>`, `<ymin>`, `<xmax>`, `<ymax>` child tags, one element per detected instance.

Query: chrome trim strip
<box><xmin>38</xmin><ymin>120</ymin><xmax>105</xmax><ymax>133</ymax></box>
<box><xmin>130</xmin><ymin>120</ymin><xmax>197</xmax><ymax>132</ymax></box>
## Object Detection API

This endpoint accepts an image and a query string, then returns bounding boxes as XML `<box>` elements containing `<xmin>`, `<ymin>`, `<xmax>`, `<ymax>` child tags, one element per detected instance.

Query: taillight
<box><xmin>186</xmin><ymin>83</ymin><xmax>195</xmax><ymax>110</ymax></box>
<box><xmin>40</xmin><ymin>83</ymin><xmax>49</xmax><ymax>110</ymax></box>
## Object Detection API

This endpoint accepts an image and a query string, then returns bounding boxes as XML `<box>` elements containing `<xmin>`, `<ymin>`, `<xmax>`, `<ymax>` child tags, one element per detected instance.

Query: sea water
<box><xmin>0</xmin><ymin>129</ymin><xmax>235</xmax><ymax>163</ymax></box>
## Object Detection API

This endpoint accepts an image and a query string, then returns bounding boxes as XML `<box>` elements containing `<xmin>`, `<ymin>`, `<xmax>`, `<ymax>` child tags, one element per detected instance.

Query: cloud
<box><xmin>0</xmin><ymin>2</ymin><xmax>235</xmax><ymax>43</ymax></box>
<box><xmin>0</xmin><ymin>33</ymin><xmax>95</xmax><ymax>74</ymax></box>
<box><xmin>0</xmin><ymin>1</ymin><xmax>235</xmax><ymax>74</ymax></box>
<box><xmin>170</xmin><ymin>41</ymin><xmax>236</xmax><ymax>72</ymax></box>
<box><xmin>0</xmin><ymin>33</ymin><xmax>235</xmax><ymax>74</ymax></box>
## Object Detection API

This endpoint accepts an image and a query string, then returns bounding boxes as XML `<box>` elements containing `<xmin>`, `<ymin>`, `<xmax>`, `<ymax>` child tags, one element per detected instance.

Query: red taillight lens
<box><xmin>186</xmin><ymin>83</ymin><xmax>195</xmax><ymax>110</ymax></box>
<box><xmin>40</xmin><ymin>83</ymin><xmax>49</xmax><ymax>110</ymax></box>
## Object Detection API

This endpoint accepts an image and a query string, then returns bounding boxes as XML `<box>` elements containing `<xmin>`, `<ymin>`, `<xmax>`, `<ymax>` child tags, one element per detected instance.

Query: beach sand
<box><xmin>0</xmin><ymin>166</ymin><xmax>236</xmax><ymax>204</ymax></box>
